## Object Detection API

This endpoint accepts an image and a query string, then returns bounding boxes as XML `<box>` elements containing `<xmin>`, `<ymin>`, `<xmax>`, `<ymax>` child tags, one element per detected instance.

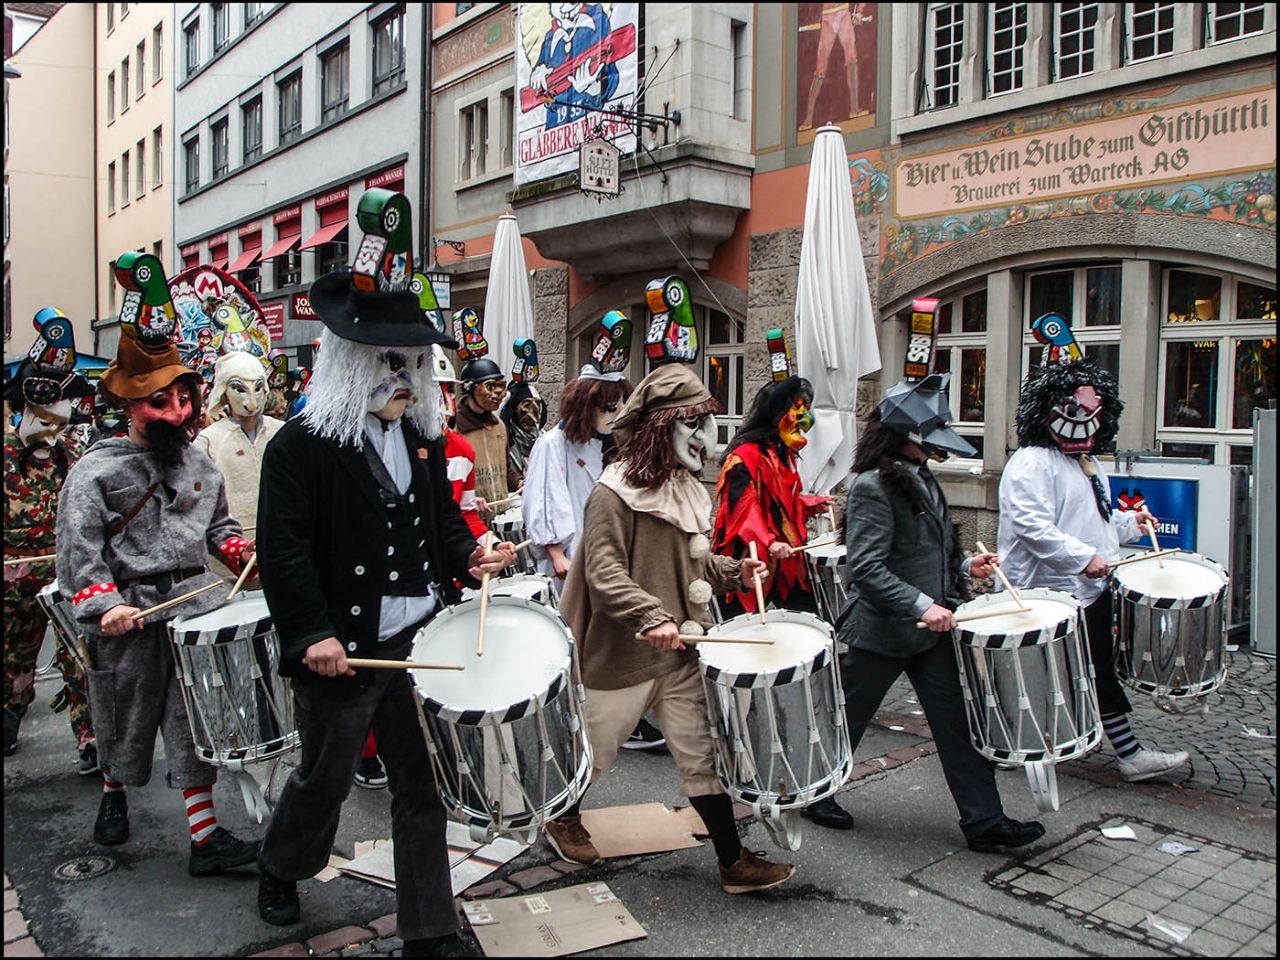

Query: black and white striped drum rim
<box><xmin>954</xmin><ymin>587</ymin><xmax>1080</xmax><ymax>649</ymax></box>
<box><xmin>697</xmin><ymin>610</ymin><xmax>834</xmax><ymax>689</ymax></box>
<box><xmin>1111</xmin><ymin>551</ymin><xmax>1229</xmax><ymax>611</ymax></box>
<box><xmin>170</xmin><ymin>610</ymin><xmax>275</xmax><ymax>646</ymax></box>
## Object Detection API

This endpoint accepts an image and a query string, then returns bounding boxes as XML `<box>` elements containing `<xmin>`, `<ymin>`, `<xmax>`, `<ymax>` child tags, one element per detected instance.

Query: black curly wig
<box><xmin>1016</xmin><ymin>360</ymin><xmax>1122</xmax><ymax>452</ymax></box>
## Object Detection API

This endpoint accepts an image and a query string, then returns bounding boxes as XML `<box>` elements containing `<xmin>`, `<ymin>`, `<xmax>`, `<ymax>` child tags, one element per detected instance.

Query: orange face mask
<box><xmin>778</xmin><ymin>398</ymin><xmax>814</xmax><ymax>451</ymax></box>
<box><xmin>132</xmin><ymin>382</ymin><xmax>195</xmax><ymax>429</ymax></box>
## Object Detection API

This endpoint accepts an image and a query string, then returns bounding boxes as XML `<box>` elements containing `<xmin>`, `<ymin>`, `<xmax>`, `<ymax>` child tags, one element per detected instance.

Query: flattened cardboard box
<box><xmin>464</xmin><ymin>882</ymin><xmax>647</xmax><ymax>957</ymax></box>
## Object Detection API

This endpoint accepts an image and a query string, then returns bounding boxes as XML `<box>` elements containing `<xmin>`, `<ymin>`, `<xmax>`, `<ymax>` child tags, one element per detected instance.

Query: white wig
<box><xmin>301</xmin><ymin>333</ymin><xmax>442</xmax><ymax>448</ymax></box>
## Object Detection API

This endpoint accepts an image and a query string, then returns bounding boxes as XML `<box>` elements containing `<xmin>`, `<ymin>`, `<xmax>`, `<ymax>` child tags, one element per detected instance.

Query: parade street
<box><xmin>5</xmin><ymin>650</ymin><xmax>1274</xmax><ymax>958</ymax></box>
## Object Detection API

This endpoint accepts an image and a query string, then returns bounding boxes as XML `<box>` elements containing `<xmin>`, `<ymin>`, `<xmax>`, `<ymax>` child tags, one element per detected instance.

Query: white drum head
<box><xmin>701</xmin><ymin>611</ymin><xmax>831</xmax><ymax>680</ymax></box>
<box><xmin>38</xmin><ymin>577</ymin><xmax>61</xmax><ymax>600</ymax></box>
<box><xmin>173</xmin><ymin>591</ymin><xmax>271</xmax><ymax>633</ymax></box>
<box><xmin>807</xmin><ymin>544</ymin><xmax>847</xmax><ymax>566</ymax></box>
<box><xmin>494</xmin><ymin>507</ymin><xmax>524</xmax><ymax>528</ymax></box>
<box><xmin>1113</xmin><ymin>552</ymin><xmax>1226</xmax><ymax>601</ymax></box>
<box><xmin>462</xmin><ymin>574</ymin><xmax>551</xmax><ymax>603</ymax></box>
<box><xmin>958</xmin><ymin>596</ymin><xmax>1078</xmax><ymax>637</ymax></box>
<box><xmin>411</xmin><ymin>595</ymin><xmax>570</xmax><ymax>717</ymax></box>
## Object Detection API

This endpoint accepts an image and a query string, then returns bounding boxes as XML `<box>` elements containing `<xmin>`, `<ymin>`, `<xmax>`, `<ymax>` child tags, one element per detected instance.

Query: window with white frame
<box><xmin>121</xmin><ymin>57</ymin><xmax>130</xmax><ymax>111</ymax></box>
<box><xmin>1054</xmin><ymin>2</ymin><xmax>1098</xmax><ymax>80</ymax></box>
<box><xmin>107</xmin><ymin>71</ymin><xmax>116</xmax><ymax>122</ymax></box>
<box><xmin>703</xmin><ymin>307</ymin><xmax>746</xmax><ymax>447</ymax></box>
<box><xmin>1206</xmin><ymin>2</ymin><xmax>1267</xmax><ymax>44</ymax></box>
<box><xmin>120</xmin><ymin>151</ymin><xmax>131</xmax><ymax>207</ymax></box>
<box><xmin>211</xmin><ymin>118</ymin><xmax>229</xmax><ymax>179</ymax></box>
<box><xmin>1125</xmin><ymin>3</ymin><xmax>1176</xmax><ymax>64</ymax></box>
<box><xmin>153</xmin><ymin>127</ymin><xmax>163</xmax><ymax>188</ymax></box>
<box><xmin>1158</xmin><ymin>270</ymin><xmax>1276</xmax><ymax>465</ymax></box>
<box><xmin>278</xmin><ymin>72</ymin><xmax>302</xmax><ymax>144</ymax></box>
<box><xmin>242</xmin><ymin>97</ymin><xmax>263</xmax><ymax>162</ymax></box>
<box><xmin>107</xmin><ymin>161</ymin><xmax>116</xmax><ymax>213</ymax></box>
<box><xmin>321</xmin><ymin>42</ymin><xmax>350</xmax><ymax>123</ymax></box>
<box><xmin>459</xmin><ymin>99</ymin><xmax>489</xmax><ymax>181</ymax></box>
<box><xmin>921</xmin><ymin>3</ymin><xmax>964</xmax><ymax>110</ymax></box>
<box><xmin>136</xmin><ymin>139</ymin><xmax>146</xmax><ymax>197</ymax></box>
<box><xmin>372</xmin><ymin>7</ymin><xmax>406</xmax><ymax>96</ymax></box>
<box><xmin>136</xmin><ymin>40</ymin><xmax>146</xmax><ymax>98</ymax></box>
<box><xmin>931</xmin><ymin>287</ymin><xmax>989</xmax><ymax>459</ymax></box>
<box><xmin>212</xmin><ymin>3</ymin><xmax>230</xmax><ymax>53</ymax></box>
<box><xmin>987</xmin><ymin>3</ymin><xmax>1028</xmax><ymax>97</ymax></box>
<box><xmin>244</xmin><ymin>3</ymin><xmax>264</xmax><ymax>29</ymax></box>
<box><xmin>1022</xmin><ymin>263</ymin><xmax>1123</xmax><ymax>387</ymax></box>
<box><xmin>152</xmin><ymin>24</ymin><xmax>163</xmax><ymax>82</ymax></box>
<box><xmin>499</xmin><ymin>89</ymin><xmax>515</xmax><ymax>169</ymax></box>
<box><xmin>184</xmin><ymin>136</ymin><xmax>200</xmax><ymax>194</ymax></box>
<box><xmin>184</xmin><ymin>18</ymin><xmax>201</xmax><ymax>76</ymax></box>
<box><xmin>107</xmin><ymin>3</ymin><xmax>114</xmax><ymax>32</ymax></box>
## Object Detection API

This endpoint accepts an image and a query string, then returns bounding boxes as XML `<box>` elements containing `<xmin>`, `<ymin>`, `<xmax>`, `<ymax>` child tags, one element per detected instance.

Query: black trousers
<box><xmin>260</xmin><ymin>632</ymin><xmax>455</xmax><ymax>941</ymax></box>
<box><xmin>1083</xmin><ymin>589</ymin><xmax>1132</xmax><ymax>715</ymax></box>
<box><xmin>840</xmin><ymin>639</ymin><xmax>1004</xmax><ymax>838</ymax></box>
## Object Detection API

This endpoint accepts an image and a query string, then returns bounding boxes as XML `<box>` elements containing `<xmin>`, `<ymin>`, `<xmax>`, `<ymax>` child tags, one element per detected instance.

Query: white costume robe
<box><xmin>522</xmin><ymin>424</ymin><xmax>603</xmax><ymax>590</ymax></box>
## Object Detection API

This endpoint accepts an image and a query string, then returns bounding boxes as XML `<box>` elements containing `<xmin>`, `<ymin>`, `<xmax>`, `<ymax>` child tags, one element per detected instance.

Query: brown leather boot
<box><xmin>719</xmin><ymin>849</ymin><xmax>795</xmax><ymax>894</ymax></box>
<box><xmin>544</xmin><ymin>814</ymin><xmax>602</xmax><ymax>866</ymax></box>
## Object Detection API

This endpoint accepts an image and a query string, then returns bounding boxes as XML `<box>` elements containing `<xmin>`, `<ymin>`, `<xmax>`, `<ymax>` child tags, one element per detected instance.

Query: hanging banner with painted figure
<box><xmin>515</xmin><ymin>3</ymin><xmax>640</xmax><ymax>186</ymax></box>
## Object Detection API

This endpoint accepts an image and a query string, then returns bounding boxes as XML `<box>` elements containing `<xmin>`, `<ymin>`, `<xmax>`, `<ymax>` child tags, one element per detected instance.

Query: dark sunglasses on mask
<box><xmin>22</xmin><ymin>373</ymin><xmax>78</xmax><ymax>408</ymax></box>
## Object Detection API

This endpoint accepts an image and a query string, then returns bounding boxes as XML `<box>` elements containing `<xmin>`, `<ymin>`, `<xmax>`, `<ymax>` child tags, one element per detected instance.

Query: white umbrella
<box><xmin>482</xmin><ymin>214</ymin><xmax>535</xmax><ymax>378</ymax></box>
<box><xmin>794</xmin><ymin>125</ymin><xmax>881</xmax><ymax>494</ymax></box>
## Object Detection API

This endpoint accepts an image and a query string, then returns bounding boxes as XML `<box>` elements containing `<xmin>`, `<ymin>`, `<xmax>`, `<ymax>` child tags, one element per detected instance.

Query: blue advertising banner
<box><xmin>1112</xmin><ymin>477</ymin><xmax>1199</xmax><ymax>551</ymax></box>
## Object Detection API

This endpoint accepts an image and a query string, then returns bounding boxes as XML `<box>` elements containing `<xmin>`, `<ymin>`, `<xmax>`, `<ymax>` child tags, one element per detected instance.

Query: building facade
<box><xmin>4</xmin><ymin>2</ymin><xmax>95</xmax><ymax>359</ymax></box>
<box><xmin>95</xmin><ymin>0</ymin><xmax>174</xmax><ymax>354</ymax></box>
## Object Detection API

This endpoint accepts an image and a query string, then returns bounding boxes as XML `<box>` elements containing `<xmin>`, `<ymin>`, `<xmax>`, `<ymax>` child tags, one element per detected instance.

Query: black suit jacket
<box><xmin>257</xmin><ymin>417</ymin><xmax>480</xmax><ymax>680</ymax></box>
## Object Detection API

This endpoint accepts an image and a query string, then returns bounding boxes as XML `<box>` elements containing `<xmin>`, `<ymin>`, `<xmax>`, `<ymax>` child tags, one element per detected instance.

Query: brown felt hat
<box><xmin>101</xmin><ymin>333</ymin><xmax>196</xmax><ymax>400</ymax></box>
<box><xmin>611</xmin><ymin>363</ymin><xmax>712</xmax><ymax>446</ymax></box>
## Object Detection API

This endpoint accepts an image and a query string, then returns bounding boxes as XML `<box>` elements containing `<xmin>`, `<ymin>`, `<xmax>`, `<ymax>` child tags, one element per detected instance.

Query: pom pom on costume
<box><xmin>687</xmin><ymin>579</ymin><xmax>713</xmax><ymax>606</ymax></box>
<box><xmin>679</xmin><ymin>620</ymin><xmax>705</xmax><ymax>637</ymax></box>
<box><xmin>688</xmin><ymin>533</ymin><xmax>710</xmax><ymax>559</ymax></box>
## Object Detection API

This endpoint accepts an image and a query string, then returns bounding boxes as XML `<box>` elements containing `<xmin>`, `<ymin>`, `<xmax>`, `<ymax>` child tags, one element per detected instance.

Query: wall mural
<box><xmin>796</xmin><ymin>3</ymin><xmax>877</xmax><ymax>141</ymax></box>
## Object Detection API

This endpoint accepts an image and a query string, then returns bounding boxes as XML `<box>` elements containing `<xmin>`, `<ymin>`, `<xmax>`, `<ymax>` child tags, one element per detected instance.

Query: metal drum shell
<box><xmin>36</xmin><ymin>578</ymin><xmax>90</xmax><ymax>675</ymax></box>
<box><xmin>1112</xmin><ymin>551</ymin><xmax>1229</xmax><ymax>700</ymax></box>
<box><xmin>803</xmin><ymin>543</ymin><xmax>848</xmax><ymax>626</ymax></box>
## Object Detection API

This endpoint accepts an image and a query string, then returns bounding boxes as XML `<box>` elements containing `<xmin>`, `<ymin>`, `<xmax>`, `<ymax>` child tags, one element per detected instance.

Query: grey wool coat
<box><xmin>55</xmin><ymin>438</ymin><xmax>245</xmax><ymax>632</ymax></box>
<box><xmin>837</xmin><ymin>460</ymin><xmax>970</xmax><ymax>657</ymax></box>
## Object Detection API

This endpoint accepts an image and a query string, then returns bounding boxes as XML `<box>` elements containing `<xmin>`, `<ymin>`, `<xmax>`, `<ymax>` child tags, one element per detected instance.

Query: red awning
<box><xmin>299</xmin><ymin>220</ymin><xmax>348</xmax><ymax>251</ymax></box>
<box><xmin>227</xmin><ymin>246</ymin><xmax>262</xmax><ymax>272</ymax></box>
<box><xmin>209</xmin><ymin>257</ymin><xmax>228</xmax><ymax>270</ymax></box>
<box><xmin>261</xmin><ymin>234</ymin><xmax>300</xmax><ymax>260</ymax></box>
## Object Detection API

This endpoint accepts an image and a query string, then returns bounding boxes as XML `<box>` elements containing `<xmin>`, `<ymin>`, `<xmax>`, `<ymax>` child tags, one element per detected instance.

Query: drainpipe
<box><xmin>91</xmin><ymin>8</ymin><xmax>100</xmax><ymax>353</ymax></box>
<box><xmin>417</xmin><ymin>5</ymin><xmax>432</xmax><ymax>264</ymax></box>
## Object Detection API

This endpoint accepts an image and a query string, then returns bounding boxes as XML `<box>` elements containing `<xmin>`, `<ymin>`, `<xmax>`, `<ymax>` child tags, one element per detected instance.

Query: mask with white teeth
<box><xmin>1047</xmin><ymin>385</ymin><xmax>1102</xmax><ymax>453</ymax></box>
<box><xmin>672</xmin><ymin>413</ymin><xmax>718</xmax><ymax>472</ymax></box>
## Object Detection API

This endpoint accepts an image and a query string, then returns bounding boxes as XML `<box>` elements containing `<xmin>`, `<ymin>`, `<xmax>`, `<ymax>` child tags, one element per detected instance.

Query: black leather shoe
<box><xmin>966</xmin><ymin>816</ymin><xmax>1046</xmax><ymax>853</ymax></box>
<box><xmin>94</xmin><ymin>790</ymin><xmax>129</xmax><ymax>846</ymax></box>
<box><xmin>403</xmin><ymin>933</ymin><xmax>478</xmax><ymax>957</ymax></box>
<box><xmin>257</xmin><ymin>859</ymin><xmax>300</xmax><ymax>926</ymax></box>
<box><xmin>190</xmin><ymin>826</ymin><xmax>260</xmax><ymax>876</ymax></box>
<box><xmin>801</xmin><ymin>796</ymin><xmax>853</xmax><ymax>830</ymax></box>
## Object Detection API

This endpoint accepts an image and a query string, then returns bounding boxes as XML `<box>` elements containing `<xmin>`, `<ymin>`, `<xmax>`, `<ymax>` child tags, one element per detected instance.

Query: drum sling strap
<box><xmin>107</xmin><ymin>480</ymin><xmax>162</xmax><ymax>538</ymax></box>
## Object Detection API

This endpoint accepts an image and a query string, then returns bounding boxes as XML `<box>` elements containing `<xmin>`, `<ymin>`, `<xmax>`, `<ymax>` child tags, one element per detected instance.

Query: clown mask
<box><xmin>778</xmin><ymin>397</ymin><xmax>814</xmax><ymax>451</ymax></box>
<box><xmin>593</xmin><ymin>400</ymin><xmax>622</xmax><ymax>436</ymax></box>
<box><xmin>673</xmin><ymin>412</ymin><xmax>718</xmax><ymax>473</ymax></box>
<box><xmin>18</xmin><ymin>400</ymin><xmax>72</xmax><ymax>452</ymax></box>
<box><xmin>1047</xmin><ymin>385</ymin><xmax>1102</xmax><ymax>453</ymax></box>
<box><xmin>368</xmin><ymin>349</ymin><xmax>420</xmax><ymax>420</ymax></box>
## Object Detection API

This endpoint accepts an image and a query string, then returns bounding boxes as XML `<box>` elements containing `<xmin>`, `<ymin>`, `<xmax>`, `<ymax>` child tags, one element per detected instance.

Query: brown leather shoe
<box><xmin>544</xmin><ymin>814</ymin><xmax>602</xmax><ymax>865</ymax></box>
<box><xmin>719</xmin><ymin>849</ymin><xmax>795</xmax><ymax>894</ymax></box>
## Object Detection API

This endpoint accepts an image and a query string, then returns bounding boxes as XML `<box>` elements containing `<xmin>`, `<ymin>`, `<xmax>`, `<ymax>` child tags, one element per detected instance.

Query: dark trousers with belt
<box><xmin>840</xmin><ymin>638</ymin><xmax>1003</xmax><ymax>838</ymax></box>
<box><xmin>259</xmin><ymin>631</ymin><xmax>455</xmax><ymax>941</ymax></box>
<box><xmin>1083</xmin><ymin>590</ymin><xmax>1131</xmax><ymax>715</ymax></box>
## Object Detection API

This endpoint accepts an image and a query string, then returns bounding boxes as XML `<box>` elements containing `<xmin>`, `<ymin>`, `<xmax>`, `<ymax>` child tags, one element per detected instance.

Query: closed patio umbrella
<box><xmin>482</xmin><ymin>214</ymin><xmax>536</xmax><ymax>378</ymax></box>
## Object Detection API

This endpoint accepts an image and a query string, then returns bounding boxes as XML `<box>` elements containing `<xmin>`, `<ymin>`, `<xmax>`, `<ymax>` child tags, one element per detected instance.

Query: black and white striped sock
<box><xmin>1102</xmin><ymin>711</ymin><xmax>1141</xmax><ymax>759</ymax></box>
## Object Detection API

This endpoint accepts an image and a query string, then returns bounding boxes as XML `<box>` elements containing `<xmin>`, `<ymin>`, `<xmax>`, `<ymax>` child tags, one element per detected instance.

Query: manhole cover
<box><xmin>54</xmin><ymin>856</ymin><xmax>115</xmax><ymax>882</ymax></box>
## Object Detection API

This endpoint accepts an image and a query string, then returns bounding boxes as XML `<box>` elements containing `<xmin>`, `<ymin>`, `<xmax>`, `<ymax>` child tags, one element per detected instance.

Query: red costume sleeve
<box><xmin>445</xmin><ymin>430</ymin><xmax>488</xmax><ymax>540</ymax></box>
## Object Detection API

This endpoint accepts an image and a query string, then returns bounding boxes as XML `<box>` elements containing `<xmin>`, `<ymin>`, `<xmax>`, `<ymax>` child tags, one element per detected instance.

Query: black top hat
<box><xmin>309</xmin><ymin>271</ymin><xmax>458</xmax><ymax>348</ymax></box>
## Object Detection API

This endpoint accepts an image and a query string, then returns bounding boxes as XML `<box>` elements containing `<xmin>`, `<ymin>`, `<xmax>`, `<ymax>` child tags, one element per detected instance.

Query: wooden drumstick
<box><xmin>748</xmin><ymin>541</ymin><xmax>768</xmax><ymax>625</ymax></box>
<box><xmin>347</xmin><ymin>658</ymin><xmax>465</xmax><ymax>671</ymax></box>
<box><xmin>226</xmin><ymin>551</ymin><xmax>258</xmax><ymax>601</ymax></box>
<box><xmin>976</xmin><ymin>541</ymin><xmax>1026</xmax><ymax>610</ymax></box>
<box><xmin>4</xmin><ymin>554</ymin><xmax>57</xmax><ymax>567</ymax></box>
<box><xmin>485</xmin><ymin>493</ymin><xmax>523</xmax><ymax>510</ymax></box>
<box><xmin>916</xmin><ymin>604</ymin><xmax>1031</xmax><ymax>629</ymax></box>
<box><xmin>511</xmin><ymin>538</ymin><xmax>533</xmax><ymax>552</ymax></box>
<box><xmin>134</xmin><ymin>581</ymin><xmax>225</xmax><ymax>621</ymax></box>
<box><xmin>1110</xmin><ymin>548</ymin><xmax>1180</xmax><ymax>569</ymax></box>
<box><xmin>797</xmin><ymin>538</ymin><xmax>841</xmax><ymax>553</ymax></box>
<box><xmin>477</xmin><ymin>532</ymin><xmax>496</xmax><ymax>657</ymax></box>
<box><xmin>635</xmin><ymin>633</ymin><xmax>775</xmax><ymax>645</ymax></box>
<box><xmin>1144</xmin><ymin>521</ymin><xmax>1165</xmax><ymax>568</ymax></box>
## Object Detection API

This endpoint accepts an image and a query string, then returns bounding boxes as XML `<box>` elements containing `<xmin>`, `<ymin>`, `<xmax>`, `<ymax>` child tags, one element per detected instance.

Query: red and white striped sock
<box><xmin>183</xmin><ymin>786</ymin><xmax>218</xmax><ymax>846</ymax></box>
<box><xmin>103</xmin><ymin>778</ymin><xmax>126</xmax><ymax>794</ymax></box>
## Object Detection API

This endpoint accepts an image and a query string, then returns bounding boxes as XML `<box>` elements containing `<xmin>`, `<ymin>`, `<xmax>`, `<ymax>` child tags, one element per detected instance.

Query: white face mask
<box><xmin>367</xmin><ymin>349</ymin><xmax>423</xmax><ymax>416</ymax></box>
<box><xmin>226</xmin><ymin>374</ymin><xmax>268</xmax><ymax>419</ymax></box>
<box><xmin>672</xmin><ymin>413</ymin><xmax>717</xmax><ymax>473</ymax></box>
<box><xmin>18</xmin><ymin>400</ymin><xmax>72</xmax><ymax>450</ymax></box>
<box><xmin>593</xmin><ymin>401</ymin><xmax>622</xmax><ymax>436</ymax></box>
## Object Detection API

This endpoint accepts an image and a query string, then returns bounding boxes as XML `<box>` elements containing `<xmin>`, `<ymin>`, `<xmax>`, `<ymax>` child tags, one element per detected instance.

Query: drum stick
<box><xmin>826</xmin><ymin>502</ymin><xmax>838</xmax><ymax>532</ymax></box>
<box><xmin>346</xmin><ymin>658</ymin><xmax>465</xmax><ymax>671</ymax></box>
<box><xmin>4</xmin><ymin>554</ymin><xmax>56</xmax><ymax>566</ymax></box>
<box><xmin>748</xmin><ymin>541</ymin><xmax>767</xmax><ymax>625</ymax></box>
<box><xmin>975</xmin><ymin>541</ymin><xmax>1026</xmax><ymax>610</ymax></box>
<box><xmin>134</xmin><ymin>580</ymin><xmax>225</xmax><ymax>621</ymax></box>
<box><xmin>916</xmin><ymin>604</ymin><xmax>1031</xmax><ymax>629</ymax></box>
<box><xmin>1111</xmin><ymin>548</ymin><xmax>1181</xmax><ymax>569</ymax></box>
<box><xmin>477</xmin><ymin>532</ymin><xmax>495</xmax><ymax>658</ymax></box>
<box><xmin>1144</xmin><ymin>522</ymin><xmax>1165</xmax><ymax>568</ymax></box>
<box><xmin>486</xmin><ymin>493</ymin><xmax>523</xmax><ymax>510</ymax></box>
<box><xmin>635</xmin><ymin>633</ymin><xmax>775</xmax><ymax>645</ymax></box>
<box><xmin>797</xmin><ymin>538</ymin><xmax>841</xmax><ymax>553</ymax></box>
<box><xmin>226</xmin><ymin>551</ymin><xmax>258</xmax><ymax>601</ymax></box>
<box><xmin>511</xmin><ymin>538</ymin><xmax>533</xmax><ymax>552</ymax></box>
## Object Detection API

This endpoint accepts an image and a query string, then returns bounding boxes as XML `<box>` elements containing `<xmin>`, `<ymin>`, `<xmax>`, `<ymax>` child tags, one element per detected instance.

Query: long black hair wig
<box><xmin>724</xmin><ymin>375</ymin><xmax>814</xmax><ymax>460</ymax></box>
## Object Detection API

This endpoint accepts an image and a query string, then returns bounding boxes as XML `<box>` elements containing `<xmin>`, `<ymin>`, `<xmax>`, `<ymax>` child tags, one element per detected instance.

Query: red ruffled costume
<box><xmin>712</xmin><ymin>442</ymin><xmax>826</xmax><ymax>612</ymax></box>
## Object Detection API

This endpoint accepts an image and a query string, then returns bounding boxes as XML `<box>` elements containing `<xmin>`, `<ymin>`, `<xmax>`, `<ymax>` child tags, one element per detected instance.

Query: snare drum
<box><xmin>462</xmin><ymin>572</ymin><xmax>555</xmax><ymax>607</ymax></box>
<box><xmin>410</xmin><ymin>595</ymin><xmax>591</xmax><ymax>842</ymax></box>
<box><xmin>168</xmin><ymin>592</ymin><xmax>299</xmax><ymax>767</ymax></box>
<box><xmin>803</xmin><ymin>543</ymin><xmax>848</xmax><ymax>625</ymax></box>
<box><xmin>699</xmin><ymin>610</ymin><xmax>852</xmax><ymax>851</ymax></box>
<box><xmin>492</xmin><ymin>507</ymin><xmax>536</xmax><ymax>574</ymax></box>
<box><xmin>952</xmin><ymin>589</ymin><xmax>1101</xmax><ymax>811</ymax></box>
<box><xmin>1112</xmin><ymin>552</ymin><xmax>1228</xmax><ymax>701</ymax></box>
<box><xmin>36</xmin><ymin>578</ymin><xmax>90</xmax><ymax>674</ymax></box>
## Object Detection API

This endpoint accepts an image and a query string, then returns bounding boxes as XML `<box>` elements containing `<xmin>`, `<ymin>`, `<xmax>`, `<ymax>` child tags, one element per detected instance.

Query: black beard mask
<box><xmin>144</xmin><ymin>419</ymin><xmax>190</xmax><ymax>469</ymax></box>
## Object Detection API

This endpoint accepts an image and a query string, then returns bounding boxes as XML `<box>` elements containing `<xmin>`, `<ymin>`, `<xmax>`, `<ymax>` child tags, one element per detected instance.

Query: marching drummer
<box><xmin>810</xmin><ymin>374</ymin><xmax>1047</xmax><ymax>853</ymax></box>
<box><xmin>253</xmin><ymin>260</ymin><xmax>515</xmax><ymax>956</ymax></box>
<box><xmin>998</xmin><ymin>341</ymin><xmax>1190</xmax><ymax>783</ymax></box>
<box><xmin>54</xmin><ymin>273</ymin><xmax>260</xmax><ymax>873</ymax></box>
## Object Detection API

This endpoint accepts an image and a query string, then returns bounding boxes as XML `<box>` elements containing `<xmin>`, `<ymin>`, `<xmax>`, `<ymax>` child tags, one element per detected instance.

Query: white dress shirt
<box><xmin>522</xmin><ymin>425</ymin><xmax>603</xmax><ymax>590</ymax></box>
